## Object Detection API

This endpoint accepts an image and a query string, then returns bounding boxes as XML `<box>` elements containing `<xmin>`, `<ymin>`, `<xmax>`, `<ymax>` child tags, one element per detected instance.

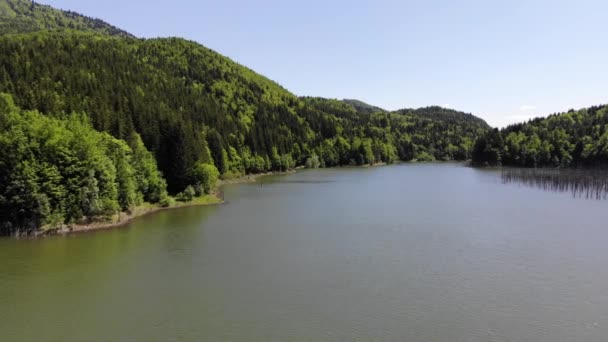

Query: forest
<box><xmin>0</xmin><ymin>93</ymin><xmax>171</xmax><ymax>235</ymax></box>
<box><xmin>0</xmin><ymin>0</ymin><xmax>492</xmax><ymax>233</ymax></box>
<box><xmin>0</xmin><ymin>25</ymin><xmax>490</xmax><ymax>190</ymax></box>
<box><xmin>0</xmin><ymin>0</ymin><xmax>133</xmax><ymax>37</ymax></box>
<box><xmin>0</xmin><ymin>30</ymin><xmax>490</xmax><ymax>183</ymax></box>
<box><xmin>472</xmin><ymin>105</ymin><xmax>608</xmax><ymax>167</ymax></box>
<box><xmin>3</xmin><ymin>0</ymin><xmax>604</xmax><ymax>234</ymax></box>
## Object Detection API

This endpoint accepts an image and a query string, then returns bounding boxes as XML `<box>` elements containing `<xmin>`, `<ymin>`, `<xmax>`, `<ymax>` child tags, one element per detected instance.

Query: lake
<box><xmin>1</xmin><ymin>163</ymin><xmax>607</xmax><ymax>341</ymax></box>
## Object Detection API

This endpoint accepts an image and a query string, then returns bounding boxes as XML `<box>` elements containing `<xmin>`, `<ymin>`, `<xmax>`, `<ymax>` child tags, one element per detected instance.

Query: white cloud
<box><xmin>442</xmin><ymin>103</ymin><xmax>451</xmax><ymax>108</ymax></box>
<box><xmin>519</xmin><ymin>105</ymin><xmax>536</xmax><ymax>111</ymax></box>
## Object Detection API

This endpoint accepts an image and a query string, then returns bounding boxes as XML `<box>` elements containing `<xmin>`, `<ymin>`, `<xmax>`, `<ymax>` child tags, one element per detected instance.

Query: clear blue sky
<box><xmin>45</xmin><ymin>0</ymin><xmax>608</xmax><ymax>127</ymax></box>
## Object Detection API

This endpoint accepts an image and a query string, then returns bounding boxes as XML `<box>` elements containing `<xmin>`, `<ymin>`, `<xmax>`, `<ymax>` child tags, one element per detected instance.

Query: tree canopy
<box><xmin>472</xmin><ymin>106</ymin><xmax>608</xmax><ymax>168</ymax></box>
<box><xmin>0</xmin><ymin>30</ymin><xmax>490</xmax><ymax>193</ymax></box>
<box><xmin>0</xmin><ymin>93</ymin><xmax>168</xmax><ymax>235</ymax></box>
<box><xmin>0</xmin><ymin>0</ymin><xmax>494</xmax><ymax>233</ymax></box>
<box><xmin>0</xmin><ymin>0</ymin><xmax>133</xmax><ymax>37</ymax></box>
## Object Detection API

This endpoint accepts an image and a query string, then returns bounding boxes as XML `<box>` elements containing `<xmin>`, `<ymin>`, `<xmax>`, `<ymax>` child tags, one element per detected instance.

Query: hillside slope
<box><xmin>0</xmin><ymin>0</ymin><xmax>495</xmax><ymax>233</ymax></box>
<box><xmin>0</xmin><ymin>0</ymin><xmax>133</xmax><ymax>37</ymax></box>
<box><xmin>0</xmin><ymin>1</ymin><xmax>491</xmax><ymax>195</ymax></box>
<box><xmin>0</xmin><ymin>93</ymin><xmax>168</xmax><ymax>235</ymax></box>
<box><xmin>342</xmin><ymin>99</ymin><xmax>386</xmax><ymax>114</ymax></box>
<box><xmin>0</xmin><ymin>30</ymin><xmax>490</xmax><ymax>192</ymax></box>
<box><xmin>472</xmin><ymin>105</ymin><xmax>608</xmax><ymax>167</ymax></box>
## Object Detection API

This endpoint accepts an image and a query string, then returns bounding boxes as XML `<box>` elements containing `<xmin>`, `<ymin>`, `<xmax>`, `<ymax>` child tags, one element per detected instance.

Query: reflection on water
<box><xmin>3</xmin><ymin>164</ymin><xmax>608</xmax><ymax>341</ymax></box>
<box><xmin>501</xmin><ymin>168</ymin><xmax>608</xmax><ymax>200</ymax></box>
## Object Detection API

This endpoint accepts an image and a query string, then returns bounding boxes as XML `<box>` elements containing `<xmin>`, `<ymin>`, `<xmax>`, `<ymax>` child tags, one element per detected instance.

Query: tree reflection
<box><xmin>501</xmin><ymin>168</ymin><xmax>608</xmax><ymax>200</ymax></box>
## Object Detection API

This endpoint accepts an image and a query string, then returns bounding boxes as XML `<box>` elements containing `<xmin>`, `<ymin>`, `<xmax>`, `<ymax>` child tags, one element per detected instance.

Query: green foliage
<box><xmin>126</xmin><ymin>132</ymin><xmax>169</xmax><ymax>203</ymax></box>
<box><xmin>472</xmin><ymin>106</ymin><xmax>608</xmax><ymax>167</ymax></box>
<box><xmin>414</xmin><ymin>151</ymin><xmax>435</xmax><ymax>162</ymax></box>
<box><xmin>0</xmin><ymin>0</ymin><xmax>133</xmax><ymax>37</ymax></box>
<box><xmin>342</xmin><ymin>99</ymin><xmax>386</xmax><ymax>114</ymax></box>
<box><xmin>0</xmin><ymin>1</ymin><xmax>495</xmax><ymax>234</ymax></box>
<box><xmin>158</xmin><ymin>195</ymin><xmax>174</xmax><ymax>208</ymax></box>
<box><xmin>305</xmin><ymin>154</ymin><xmax>321</xmax><ymax>168</ymax></box>
<box><xmin>190</xmin><ymin>163</ymin><xmax>220</xmax><ymax>194</ymax></box>
<box><xmin>300</xmin><ymin>98</ymin><xmax>489</xmax><ymax>166</ymax></box>
<box><xmin>0</xmin><ymin>30</ymin><xmax>489</xmax><ymax>194</ymax></box>
<box><xmin>0</xmin><ymin>94</ymin><xmax>168</xmax><ymax>235</ymax></box>
<box><xmin>175</xmin><ymin>185</ymin><xmax>196</xmax><ymax>202</ymax></box>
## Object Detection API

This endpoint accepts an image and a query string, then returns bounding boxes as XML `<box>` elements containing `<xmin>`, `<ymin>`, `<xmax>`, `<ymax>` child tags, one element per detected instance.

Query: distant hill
<box><xmin>0</xmin><ymin>0</ymin><xmax>134</xmax><ymax>37</ymax></box>
<box><xmin>397</xmin><ymin>106</ymin><xmax>490</xmax><ymax>128</ymax></box>
<box><xmin>300</xmin><ymin>97</ymin><xmax>489</xmax><ymax>162</ymax></box>
<box><xmin>342</xmin><ymin>99</ymin><xmax>386</xmax><ymax>114</ymax></box>
<box><xmin>472</xmin><ymin>105</ymin><xmax>608</xmax><ymax>167</ymax></box>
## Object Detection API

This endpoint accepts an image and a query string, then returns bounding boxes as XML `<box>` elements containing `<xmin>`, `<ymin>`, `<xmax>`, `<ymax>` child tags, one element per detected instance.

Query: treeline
<box><xmin>0</xmin><ymin>93</ymin><xmax>169</xmax><ymax>235</ymax></box>
<box><xmin>300</xmin><ymin>98</ymin><xmax>489</xmax><ymax>164</ymax></box>
<box><xmin>0</xmin><ymin>0</ymin><xmax>133</xmax><ymax>37</ymax></box>
<box><xmin>0</xmin><ymin>31</ymin><xmax>490</xmax><ymax>195</ymax></box>
<box><xmin>0</xmin><ymin>0</ymin><xmax>496</xmax><ymax>234</ymax></box>
<box><xmin>472</xmin><ymin>105</ymin><xmax>608</xmax><ymax>167</ymax></box>
<box><xmin>0</xmin><ymin>31</ymin><xmax>309</xmax><ymax>192</ymax></box>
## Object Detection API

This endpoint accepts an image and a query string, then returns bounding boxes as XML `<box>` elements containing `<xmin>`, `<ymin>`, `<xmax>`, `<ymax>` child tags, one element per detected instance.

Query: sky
<box><xmin>45</xmin><ymin>0</ymin><xmax>608</xmax><ymax>127</ymax></box>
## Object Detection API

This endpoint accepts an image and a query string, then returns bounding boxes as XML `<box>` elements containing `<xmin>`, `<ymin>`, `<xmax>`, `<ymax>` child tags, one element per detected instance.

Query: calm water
<box><xmin>1</xmin><ymin>163</ymin><xmax>608</xmax><ymax>341</ymax></box>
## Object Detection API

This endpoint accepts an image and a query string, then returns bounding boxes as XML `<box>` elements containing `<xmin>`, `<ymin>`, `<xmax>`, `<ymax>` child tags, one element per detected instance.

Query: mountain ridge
<box><xmin>2</xmin><ymin>0</ymin><xmax>600</xmax><ymax>235</ymax></box>
<box><xmin>0</xmin><ymin>1</ymin><xmax>490</xmax><ymax>197</ymax></box>
<box><xmin>0</xmin><ymin>0</ymin><xmax>134</xmax><ymax>37</ymax></box>
<box><xmin>342</xmin><ymin>99</ymin><xmax>386</xmax><ymax>114</ymax></box>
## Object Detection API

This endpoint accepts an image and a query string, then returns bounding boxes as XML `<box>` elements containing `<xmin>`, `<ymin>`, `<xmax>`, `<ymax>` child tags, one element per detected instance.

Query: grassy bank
<box><xmin>218</xmin><ymin>169</ymin><xmax>297</xmax><ymax>185</ymax></box>
<box><xmin>32</xmin><ymin>170</ymin><xmax>293</xmax><ymax>237</ymax></box>
<box><xmin>33</xmin><ymin>193</ymin><xmax>223</xmax><ymax>237</ymax></box>
<box><xmin>29</xmin><ymin>164</ymin><xmax>384</xmax><ymax>237</ymax></box>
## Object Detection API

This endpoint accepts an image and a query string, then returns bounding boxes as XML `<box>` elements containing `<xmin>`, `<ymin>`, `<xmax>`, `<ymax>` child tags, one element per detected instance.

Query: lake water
<box><xmin>1</xmin><ymin>163</ymin><xmax>607</xmax><ymax>341</ymax></box>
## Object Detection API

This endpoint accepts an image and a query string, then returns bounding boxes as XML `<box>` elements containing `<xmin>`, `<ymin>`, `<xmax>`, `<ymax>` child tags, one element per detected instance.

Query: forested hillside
<box><xmin>0</xmin><ymin>0</ymin><xmax>493</xmax><ymax>233</ymax></box>
<box><xmin>472</xmin><ymin>105</ymin><xmax>608</xmax><ymax>167</ymax></box>
<box><xmin>0</xmin><ymin>31</ymin><xmax>311</xmax><ymax>192</ymax></box>
<box><xmin>342</xmin><ymin>99</ymin><xmax>386</xmax><ymax>114</ymax></box>
<box><xmin>300</xmin><ymin>97</ymin><xmax>489</xmax><ymax>163</ymax></box>
<box><xmin>0</xmin><ymin>0</ymin><xmax>133</xmax><ymax>37</ymax></box>
<box><xmin>0</xmin><ymin>93</ymin><xmax>168</xmax><ymax>235</ymax></box>
<box><xmin>0</xmin><ymin>30</ymin><xmax>489</xmax><ymax>191</ymax></box>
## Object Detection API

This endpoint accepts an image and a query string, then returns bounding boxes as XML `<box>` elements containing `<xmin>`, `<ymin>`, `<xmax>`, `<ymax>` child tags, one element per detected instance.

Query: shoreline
<box><xmin>35</xmin><ymin>194</ymin><xmax>224</xmax><ymax>237</ymax></box>
<box><xmin>23</xmin><ymin>163</ymin><xmax>391</xmax><ymax>238</ymax></box>
<box><xmin>29</xmin><ymin>170</ymin><xmax>297</xmax><ymax>238</ymax></box>
<box><xmin>217</xmin><ymin>169</ymin><xmax>297</xmax><ymax>186</ymax></box>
